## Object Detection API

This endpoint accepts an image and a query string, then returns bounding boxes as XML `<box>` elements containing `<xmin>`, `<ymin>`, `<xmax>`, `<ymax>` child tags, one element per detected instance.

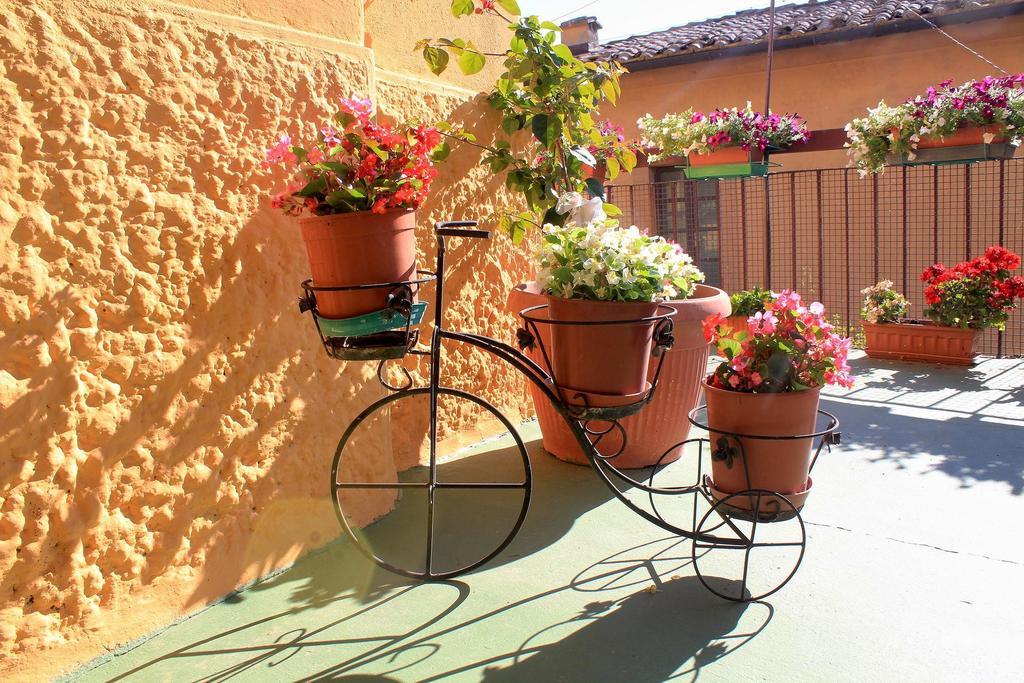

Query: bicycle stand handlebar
<box><xmin>435</xmin><ymin>220</ymin><xmax>491</xmax><ymax>240</ymax></box>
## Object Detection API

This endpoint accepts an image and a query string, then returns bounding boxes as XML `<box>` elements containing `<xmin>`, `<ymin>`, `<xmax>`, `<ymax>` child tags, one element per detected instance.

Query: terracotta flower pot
<box><xmin>862</xmin><ymin>320</ymin><xmax>980</xmax><ymax>366</ymax></box>
<box><xmin>545</xmin><ymin>295</ymin><xmax>659</xmax><ymax>397</ymax></box>
<box><xmin>508</xmin><ymin>284</ymin><xmax>731</xmax><ymax>468</ymax></box>
<box><xmin>705</xmin><ymin>381</ymin><xmax>820</xmax><ymax>507</ymax></box>
<box><xmin>917</xmin><ymin>124</ymin><xmax>1006</xmax><ymax>149</ymax></box>
<box><xmin>725</xmin><ymin>314</ymin><xmax>750</xmax><ymax>334</ymax></box>
<box><xmin>298</xmin><ymin>209</ymin><xmax>416</xmax><ymax>319</ymax></box>
<box><xmin>583</xmin><ymin>160</ymin><xmax>607</xmax><ymax>183</ymax></box>
<box><xmin>688</xmin><ymin>146</ymin><xmax>763</xmax><ymax>167</ymax></box>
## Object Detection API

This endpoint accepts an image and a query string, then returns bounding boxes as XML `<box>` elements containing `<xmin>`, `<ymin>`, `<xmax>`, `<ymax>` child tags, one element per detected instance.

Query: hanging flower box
<box><xmin>639</xmin><ymin>104</ymin><xmax>808</xmax><ymax>179</ymax></box>
<box><xmin>885</xmin><ymin>124</ymin><xmax>1017</xmax><ymax>166</ymax></box>
<box><xmin>847</xmin><ymin>74</ymin><xmax>1024</xmax><ymax>174</ymax></box>
<box><xmin>684</xmin><ymin>147</ymin><xmax>769</xmax><ymax>179</ymax></box>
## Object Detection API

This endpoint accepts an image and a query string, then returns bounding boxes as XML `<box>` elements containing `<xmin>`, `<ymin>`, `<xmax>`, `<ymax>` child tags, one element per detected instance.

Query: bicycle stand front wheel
<box><xmin>331</xmin><ymin>386</ymin><xmax>532</xmax><ymax>580</ymax></box>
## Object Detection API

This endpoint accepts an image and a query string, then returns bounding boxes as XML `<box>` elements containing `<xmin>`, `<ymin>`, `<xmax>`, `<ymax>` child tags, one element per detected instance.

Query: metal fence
<box><xmin>607</xmin><ymin>158</ymin><xmax>1024</xmax><ymax>357</ymax></box>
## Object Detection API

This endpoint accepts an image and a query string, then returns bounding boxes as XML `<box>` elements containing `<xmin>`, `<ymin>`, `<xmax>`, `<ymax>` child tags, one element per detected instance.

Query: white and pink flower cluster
<box><xmin>704</xmin><ymin>290</ymin><xmax>854</xmax><ymax>393</ymax></box>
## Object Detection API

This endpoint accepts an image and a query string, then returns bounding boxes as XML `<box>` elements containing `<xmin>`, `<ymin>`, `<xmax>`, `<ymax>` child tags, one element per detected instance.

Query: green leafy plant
<box><xmin>729</xmin><ymin>286</ymin><xmax>772</xmax><ymax>317</ymax></box>
<box><xmin>860</xmin><ymin>280</ymin><xmax>909</xmax><ymax>324</ymax></box>
<box><xmin>418</xmin><ymin>1</ymin><xmax>637</xmax><ymax>242</ymax></box>
<box><xmin>536</xmin><ymin>219</ymin><xmax>704</xmax><ymax>302</ymax></box>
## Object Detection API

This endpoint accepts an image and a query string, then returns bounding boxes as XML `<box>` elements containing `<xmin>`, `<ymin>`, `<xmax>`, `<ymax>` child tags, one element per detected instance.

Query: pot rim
<box><xmin>703</xmin><ymin>376</ymin><xmax>823</xmax><ymax>398</ymax></box>
<box><xmin>297</xmin><ymin>207</ymin><xmax>416</xmax><ymax>225</ymax></box>
<box><xmin>861</xmin><ymin>319</ymin><xmax>983</xmax><ymax>333</ymax></box>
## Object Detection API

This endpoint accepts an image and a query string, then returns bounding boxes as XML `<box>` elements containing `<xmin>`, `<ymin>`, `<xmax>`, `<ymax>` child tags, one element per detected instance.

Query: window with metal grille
<box><xmin>653</xmin><ymin>169</ymin><xmax>722</xmax><ymax>287</ymax></box>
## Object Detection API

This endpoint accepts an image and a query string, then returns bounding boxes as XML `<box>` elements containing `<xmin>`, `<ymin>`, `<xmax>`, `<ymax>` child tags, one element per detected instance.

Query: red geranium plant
<box><xmin>921</xmin><ymin>245</ymin><xmax>1024</xmax><ymax>330</ymax></box>
<box><xmin>703</xmin><ymin>290</ymin><xmax>854</xmax><ymax>393</ymax></box>
<box><xmin>263</xmin><ymin>95</ymin><xmax>443</xmax><ymax>216</ymax></box>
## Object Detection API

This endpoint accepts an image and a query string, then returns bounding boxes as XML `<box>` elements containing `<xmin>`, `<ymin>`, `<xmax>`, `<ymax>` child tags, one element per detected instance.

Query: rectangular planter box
<box><xmin>886</xmin><ymin>142</ymin><xmax>1018</xmax><ymax>166</ymax></box>
<box><xmin>862</xmin><ymin>320</ymin><xmax>980</xmax><ymax>366</ymax></box>
<box><xmin>684</xmin><ymin>147</ymin><xmax>769</xmax><ymax>179</ymax></box>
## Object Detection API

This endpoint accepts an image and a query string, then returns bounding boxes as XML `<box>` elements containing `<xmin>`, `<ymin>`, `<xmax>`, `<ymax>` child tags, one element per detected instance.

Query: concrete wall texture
<box><xmin>0</xmin><ymin>1</ymin><xmax>530</xmax><ymax>678</ymax></box>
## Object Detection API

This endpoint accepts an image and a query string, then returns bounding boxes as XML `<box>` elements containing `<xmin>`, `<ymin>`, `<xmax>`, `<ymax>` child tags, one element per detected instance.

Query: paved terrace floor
<box><xmin>71</xmin><ymin>352</ymin><xmax>1024</xmax><ymax>682</ymax></box>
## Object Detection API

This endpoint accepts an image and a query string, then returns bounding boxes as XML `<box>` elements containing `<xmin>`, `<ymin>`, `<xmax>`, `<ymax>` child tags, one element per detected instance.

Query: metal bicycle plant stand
<box><xmin>299</xmin><ymin>221</ymin><xmax>840</xmax><ymax>602</ymax></box>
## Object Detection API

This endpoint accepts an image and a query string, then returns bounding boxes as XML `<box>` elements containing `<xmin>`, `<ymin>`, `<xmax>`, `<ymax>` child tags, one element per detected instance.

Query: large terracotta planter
<box><xmin>544</xmin><ymin>295</ymin><xmax>659</xmax><ymax>398</ymax></box>
<box><xmin>705</xmin><ymin>381</ymin><xmax>820</xmax><ymax>508</ymax></box>
<box><xmin>508</xmin><ymin>283</ymin><xmax>731</xmax><ymax>469</ymax></box>
<box><xmin>862</xmin><ymin>320</ymin><xmax>980</xmax><ymax>366</ymax></box>
<box><xmin>298</xmin><ymin>209</ymin><xmax>416</xmax><ymax>319</ymax></box>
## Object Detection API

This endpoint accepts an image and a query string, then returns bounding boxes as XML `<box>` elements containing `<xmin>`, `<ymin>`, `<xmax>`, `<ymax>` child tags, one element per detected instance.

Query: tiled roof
<box><xmin>582</xmin><ymin>0</ymin><xmax>1021</xmax><ymax>64</ymax></box>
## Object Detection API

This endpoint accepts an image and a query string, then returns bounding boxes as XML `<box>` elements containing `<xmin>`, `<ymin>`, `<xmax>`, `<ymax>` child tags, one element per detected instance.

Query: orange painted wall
<box><xmin>0</xmin><ymin>1</ymin><xmax>530</xmax><ymax>679</ymax></box>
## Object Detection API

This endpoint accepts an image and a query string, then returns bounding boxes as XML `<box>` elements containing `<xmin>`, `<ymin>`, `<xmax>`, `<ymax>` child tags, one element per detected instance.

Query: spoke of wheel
<box><xmin>334</xmin><ymin>482</ymin><xmax>429</xmax><ymax>489</ymax></box>
<box><xmin>750</xmin><ymin>541</ymin><xmax>804</xmax><ymax>548</ymax></box>
<box><xmin>434</xmin><ymin>482</ymin><xmax>528</xmax><ymax>489</ymax></box>
<box><xmin>425</xmin><ymin>485</ymin><xmax>435</xmax><ymax>578</ymax></box>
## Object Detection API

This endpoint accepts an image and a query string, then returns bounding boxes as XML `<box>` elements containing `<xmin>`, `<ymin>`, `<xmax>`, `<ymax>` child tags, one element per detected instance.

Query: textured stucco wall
<box><xmin>0</xmin><ymin>1</ymin><xmax>528</xmax><ymax>678</ymax></box>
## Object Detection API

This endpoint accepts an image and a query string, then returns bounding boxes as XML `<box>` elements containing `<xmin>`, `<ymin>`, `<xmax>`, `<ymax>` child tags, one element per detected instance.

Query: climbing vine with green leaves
<box><xmin>417</xmin><ymin>0</ymin><xmax>637</xmax><ymax>242</ymax></box>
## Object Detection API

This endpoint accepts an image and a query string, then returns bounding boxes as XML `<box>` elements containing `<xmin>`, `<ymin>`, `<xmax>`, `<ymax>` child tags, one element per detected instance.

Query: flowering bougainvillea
<box><xmin>263</xmin><ymin>95</ymin><xmax>443</xmax><ymax>216</ymax></box>
<box><xmin>704</xmin><ymin>291</ymin><xmax>854</xmax><ymax>393</ymax></box>
<box><xmin>638</xmin><ymin>103</ymin><xmax>810</xmax><ymax>161</ymax></box>
<box><xmin>588</xmin><ymin>120</ymin><xmax>639</xmax><ymax>163</ymax></box>
<box><xmin>860</xmin><ymin>280</ymin><xmax>909</xmax><ymax>324</ymax></box>
<box><xmin>535</xmin><ymin>218</ymin><xmax>704</xmax><ymax>302</ymax></box>
<box><xmin>845</xmin><ymin>74</ymin><xmax>1024</xmax><ymax>174</ymax></box>
<box><xmin>921</xmin><ymin>246</ymin><xmax>1024</xmax><ymax>330</ymax></box>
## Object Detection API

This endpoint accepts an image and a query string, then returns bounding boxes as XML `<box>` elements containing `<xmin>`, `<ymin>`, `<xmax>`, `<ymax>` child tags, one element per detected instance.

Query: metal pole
<box><xmin>764</xmin><ymin>0</ymin><xmax>777</xmax><ymax>115</ymax></box>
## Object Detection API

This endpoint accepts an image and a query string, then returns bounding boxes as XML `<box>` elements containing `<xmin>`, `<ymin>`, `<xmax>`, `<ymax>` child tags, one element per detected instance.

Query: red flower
<box><xmin>702</xmin><ymin>313</ymin><xmax>725</xmax><ymax>342</ymax></box>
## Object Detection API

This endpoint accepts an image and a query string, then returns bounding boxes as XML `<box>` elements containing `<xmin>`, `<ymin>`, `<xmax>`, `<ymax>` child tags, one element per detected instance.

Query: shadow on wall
<box><xmin>822</xmin><ymin>356</ymin><xmax>1024</xmax><ymax>494</ymax></box>
<box><xmin>181</xmin><ymin>92</ymin><xmax>537</xmax><ymax>609</ymax></box>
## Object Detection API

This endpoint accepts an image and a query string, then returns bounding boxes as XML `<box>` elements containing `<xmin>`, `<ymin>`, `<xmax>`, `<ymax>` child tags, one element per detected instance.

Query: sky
<box><xmin>518</xmin><ymin>0</ymin><xmax>797</xmax><ymax>42</ymax></box>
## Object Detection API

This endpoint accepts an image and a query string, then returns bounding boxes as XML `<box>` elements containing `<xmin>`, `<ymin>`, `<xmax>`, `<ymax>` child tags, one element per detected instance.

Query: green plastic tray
<box><xmin>316</xmin><ymin>302</ymin><xmax>427</xmax><ymax>338</ymax></box>
<box><xmin>684</xmin><ymin>162</ymin><xmax>771</xmax><ymax>180</ymax></box>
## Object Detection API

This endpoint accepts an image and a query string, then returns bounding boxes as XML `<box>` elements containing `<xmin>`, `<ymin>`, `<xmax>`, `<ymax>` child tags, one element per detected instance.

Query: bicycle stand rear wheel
<box><xmin>331</xmin><ymin>386</ymin><xmax>532</xmax><ymax>580</ymax></box>
<box><xmin>692</xmin><ymin>489</ymin><xmax>806</xmax><ymax>602</ymax></box>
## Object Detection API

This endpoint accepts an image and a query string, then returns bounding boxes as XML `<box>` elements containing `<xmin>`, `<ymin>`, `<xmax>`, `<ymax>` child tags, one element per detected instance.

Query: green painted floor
<box><xmin>73</xmin><ymin>353</ymin><xmax>1024</xmax><ymax>682</ymax></box>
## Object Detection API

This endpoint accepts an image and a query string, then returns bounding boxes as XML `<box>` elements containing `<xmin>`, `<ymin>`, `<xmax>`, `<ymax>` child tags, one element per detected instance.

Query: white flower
<box><xmin>571</xmin><ymin>197</ymin><xmax>607</xmax><ymax>226</ymax></box>
<box><xmin>555</xmin><ymin>192</ymin><xmax>584</xmax><ymax>216</ymax></box>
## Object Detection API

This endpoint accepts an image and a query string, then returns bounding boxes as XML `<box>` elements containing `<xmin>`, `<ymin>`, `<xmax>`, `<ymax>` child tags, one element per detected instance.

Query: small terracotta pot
<box><xmin>705</xmin><ymin>381</ymin><xmax>821</xmax><ymax>499</ymax></box>
<box><xmin>298</xmin><ymin>209</ymin><xmax>416</xmax><ymax>319</ymax></box>
<box><xmin>583</xmin><ymin>161</ymin><xmax>607</xmax><ymax>183</ymax></box>
<box><xmin>509</xmin><ymin>284</ymin><xmax>731</xmax><ymax>468</ymax></box>
<box><xmin>688</xmin><ymin>147</ymin><xmax>763</xmax><ymax>167</ymax></box>
<box><xmin>707</xmin><ymin>476</ymin><xmax>813</xmax><ymax>517</ymax></box>
<box><xmin>863</xmin><ymin>320</ymin><xmax>980</xmax><ymax>366</ymax></box>
<box><xmin>545</xmin><ymin>295</ymin><xmax>659</xmax><ymax>397</ymax></box>
<box><xmin>916</xmin><ymin>124</ymin><xmax>1006</xmax><ymax>149</ymax></box>
<box><xmin>725</xmin><ymin>314</ymin><xmax>750</xmax><ymax>334</ymax></box>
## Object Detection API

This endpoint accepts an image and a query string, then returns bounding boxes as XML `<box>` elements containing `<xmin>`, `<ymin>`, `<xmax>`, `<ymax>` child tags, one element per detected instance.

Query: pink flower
<box><xmin>748</xmin><ymin>311</ymin><xmax>778</xmax><ymax>335</ymax></box>
<box><xmin>774</xmin><ymin>289</ymin><xmax>802</xmax><ymax>311</ymax></box>
<box><xmin>728</xmin><ymin>374</ymin><xmax>741</xmax><ymax>388</ymax></box>
<box><xmin>307</xmin><ymin>147</ymin><xmax>325</xmax><ymax>164</ymax></box>
<box><xmin>809</xmin><ymin>302</ymin><xmax>824</xmax><ymax>315</ymax></box>
<box><xmin>339</xmin><ymin>95</ymin><xmax>373</xmax><ymax>123</ymax></box>
<box><xmin>263</xmin><ymin>134</ymin><xmax>296</xmax><ymax>168</ymax></box>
